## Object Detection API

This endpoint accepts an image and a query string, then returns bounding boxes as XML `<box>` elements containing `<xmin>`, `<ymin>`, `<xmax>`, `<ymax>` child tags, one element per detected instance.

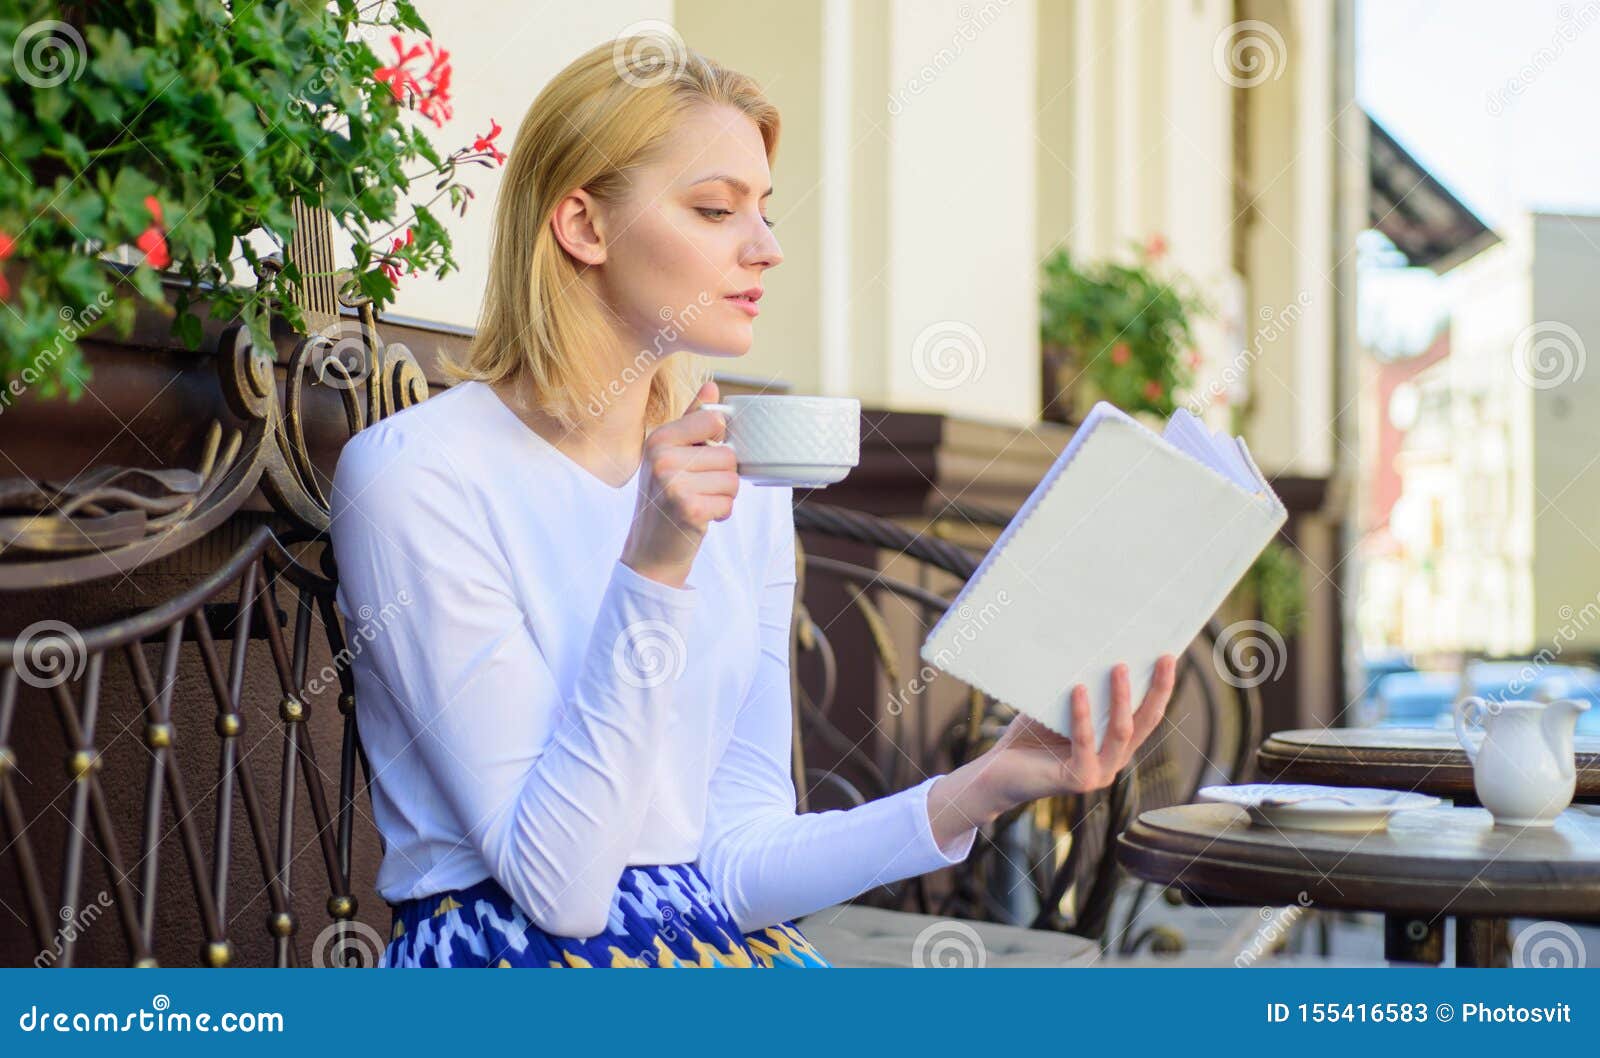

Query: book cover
<box><xmin>919</xmin><ymin>402</ymin><xmax>1287</xmax><ymax>749</ymax></box>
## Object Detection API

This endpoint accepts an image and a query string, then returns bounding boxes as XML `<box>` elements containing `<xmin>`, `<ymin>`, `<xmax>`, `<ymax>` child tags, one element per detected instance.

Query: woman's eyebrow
<box><xmin>688</xmin><ymin>173</ymin><xmax>773</xmax><ymax>199</ymax></box>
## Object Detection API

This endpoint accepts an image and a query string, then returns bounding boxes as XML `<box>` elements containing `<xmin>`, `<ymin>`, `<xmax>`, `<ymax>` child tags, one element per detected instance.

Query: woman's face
<box><xmin>581</xmin><ymin>103</ymin><xmax>782</xmax><ymax>361</ymax></box>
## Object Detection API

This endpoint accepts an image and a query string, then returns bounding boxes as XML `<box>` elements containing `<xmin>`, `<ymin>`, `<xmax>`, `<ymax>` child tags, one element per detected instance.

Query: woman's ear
<box><xmin>549</xmin><ymin>188</ymin><xmax>607</xmax><ymax>266</ymax></box>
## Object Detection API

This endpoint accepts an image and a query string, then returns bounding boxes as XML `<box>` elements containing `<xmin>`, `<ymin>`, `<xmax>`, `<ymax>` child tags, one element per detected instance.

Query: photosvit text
<box><xmin>1265</xmin><ymin>1001</ymin><xmax>1573</xmax><ymax>1024</ymax></box>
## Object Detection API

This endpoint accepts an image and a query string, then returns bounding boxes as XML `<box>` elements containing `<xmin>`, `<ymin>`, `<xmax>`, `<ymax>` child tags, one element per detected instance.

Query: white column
<box><xmin>1071</xmin><ymin>0</ymin><xmax>1109</xmax><ymax>259</ymax></box>
<box><xmin>1112</xmin><ymin>2</ymin><xmax>1144</xmax><ymax>245</ymax></box>
<box><xmin>882</xmin><ymin>0</ymin><xmax>1040</xmax><ymax>425</ymax></box>
<box><xmin>819</xmin><ymin>0</ymin><xmax>854</xmax><ymax>397</ymax></box>
<box><xmin>1292</xmin><ymin>0</ymin><xmax>1335</xmax><ymax>477</ymax></box>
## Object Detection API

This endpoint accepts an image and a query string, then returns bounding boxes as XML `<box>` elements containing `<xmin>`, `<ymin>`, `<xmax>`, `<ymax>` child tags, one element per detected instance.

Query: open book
<box><xmin>919</xmin><ymin>401</ymin><xmax>1287</xmax><ymax>750</ymax></box>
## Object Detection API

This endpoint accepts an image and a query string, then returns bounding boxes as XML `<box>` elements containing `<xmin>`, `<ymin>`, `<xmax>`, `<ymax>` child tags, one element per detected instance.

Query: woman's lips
<box><xmin>724</xmin><ymin>294</ymin><xmax>760</xmax><ymax>317</ymax></box>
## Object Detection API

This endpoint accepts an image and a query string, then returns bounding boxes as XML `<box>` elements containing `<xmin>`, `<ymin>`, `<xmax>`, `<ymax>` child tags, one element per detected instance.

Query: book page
<box><xmin>1163</xmin><ymin>408</ymin><xmax>1261</xmax><ymax>493</ymax></box>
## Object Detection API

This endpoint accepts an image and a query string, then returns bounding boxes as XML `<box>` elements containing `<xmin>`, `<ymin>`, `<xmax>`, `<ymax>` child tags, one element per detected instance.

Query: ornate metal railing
<box><xmin>0</xmin><ymin>301</ymin><xmax>417</xmax><ymax>967</ymax></box>
<box><xmin>0</xmin><ymin>304</ymin><xmax>425</xmax><ymax>591</ymax></box>
<box><xmin>0</xmin><ymin>525</ymin><xmax>379</xmax><ymax>967</ymax></box>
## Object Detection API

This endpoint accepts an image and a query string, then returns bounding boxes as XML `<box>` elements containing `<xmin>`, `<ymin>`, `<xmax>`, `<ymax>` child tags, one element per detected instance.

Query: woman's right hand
<box><xmin>619</xmin><ymin>381</ymin><xmax>740</xmax><ymax>588</ymax></box>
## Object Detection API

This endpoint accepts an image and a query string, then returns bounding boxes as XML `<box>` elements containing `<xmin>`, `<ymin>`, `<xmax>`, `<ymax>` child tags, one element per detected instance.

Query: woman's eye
<box><xmin>696</xmin><ymin>208</ymin><xmax>775</xmax><ymax>229</ymax></box>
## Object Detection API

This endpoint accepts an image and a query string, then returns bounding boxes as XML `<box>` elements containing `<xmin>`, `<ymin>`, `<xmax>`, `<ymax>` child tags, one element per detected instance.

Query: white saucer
<box><xmin>740</xmin><ymin>462</ymin><xmax>854</xmax><ymax>487</ymax></box>
<box><xmin>1197</xmin><ymin>783</ymin><xmax>1443</xmax><ymax>833</ymax></box>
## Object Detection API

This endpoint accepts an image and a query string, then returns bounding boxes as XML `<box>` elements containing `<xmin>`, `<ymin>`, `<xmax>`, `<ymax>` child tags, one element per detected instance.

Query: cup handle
<box><xmin>1453</xmin><ymin>695</ymin><xmax>1486</xmax><ymax>764</ymax></box>
<box><xmin>697</xmin><ymin>402</ymin><xmax>734</xmax><ymax>448</ymax></box>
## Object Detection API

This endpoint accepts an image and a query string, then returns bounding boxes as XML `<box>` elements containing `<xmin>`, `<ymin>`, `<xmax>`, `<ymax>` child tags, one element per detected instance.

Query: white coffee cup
<box><xmin>699</xmin><ymin>395</ymin><xmax>860</xmax><ymax>487</ymax></box>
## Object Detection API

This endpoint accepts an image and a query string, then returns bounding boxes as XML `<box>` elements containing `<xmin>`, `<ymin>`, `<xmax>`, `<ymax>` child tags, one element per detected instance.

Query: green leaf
<box><xmin>87</xmin><ymin>27</ymin><xmax>149</xmax><ymax>93</ymax></box>
<box><xmin>54</xmin><ymin>189</ymin><xmax>106</xmax><ymax>233</ymax></box>
<box><xmin>53</xmin><ymin>255</ymin><xmax>104</xmax><ymax>307</ymax></box>
<box><xmin>163</xmin><ymin>133</ymin><xmax>204</xmax><ymax>171</ymax></box>
<box><xmin>175</xmin><ymin>310</ymin><xmax>204</xmax><ymax>350</ymax></box>
<box><xmin>33</xmin><ymin>84</ymin><xmax>69</xmax><ymax>124</ymax></box>
<box><xmin>106</xmin><ymin>294</ymin><xmax>138</xmax><ymax>338</ymax></box>
<box><xmin>59</xmin><ymin>132</ymin><xmax>89</xmax><ymax>171</ymax></box>
<box><xmin>410</xmin><ymin>203</ymin><xmax>446</xmax><ymax>245</ymax></box>
<box><xmin>170</xmin><ymin>214</ymin><xmax>215</xmax><ymax>264</ymax></box>
<box><xmin>221</xmin><ymin>94</ymin><xmax>266</xmax><ymax>152</ymax></box>
<box><xmin>108</xmin><ymin>168</ymin><xmax>161</xmax><ymax>232</ymax></box>
<box><xmin>408</xmin><ymin>126</ymin><xmax>442</xmax><ymax>169</ymax></box>
<box><xmin>355</xmin><ymin>266</ymin><xmax>395</xmax><ymax>306</ymax></box>
<box><xmin>243</xmin><ymin>305</ymin><xmax>272</xmax><ymax>353</ymax></box>
<box><xmin>151</xmin><ymin>0</ymin><xmax>188</xmax><ymax>39</ymax></box>
<box><xmin>127</xmin><ymin>262</ymin><xmax>167</xmax><ymax>302</ymax></box>
<box><xmin>210</xmin><ymin>207</ymin><xmax>234</xmax><ymax>262</ymax></box>
<box><xmin>390</xmin><ymin>0</ymin><xmax>432</xmax><ymax>34</ymax></box>
<box><xmin>261</xmin><ymin>199</ymin><xmax>297</xmax><ymax>240</ymax></box>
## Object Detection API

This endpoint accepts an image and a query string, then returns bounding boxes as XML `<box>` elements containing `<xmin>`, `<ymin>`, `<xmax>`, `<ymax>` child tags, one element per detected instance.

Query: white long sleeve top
<box><xmin>327</xmin><ymin>379</ymin><xmax>977</xmax><ymax>939</ymax></box>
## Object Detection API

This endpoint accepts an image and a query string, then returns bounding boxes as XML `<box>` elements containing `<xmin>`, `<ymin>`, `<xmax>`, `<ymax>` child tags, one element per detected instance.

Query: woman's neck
<box><xmin>492</xmin><ymin>372</ymin><xmax>652</xmax><ymax>489</ymax></box>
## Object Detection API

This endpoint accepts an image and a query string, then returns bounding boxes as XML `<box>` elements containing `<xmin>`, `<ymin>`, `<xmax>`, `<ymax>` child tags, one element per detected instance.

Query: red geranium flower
<box><xmin>421</xmin><ymin>40</ymin><xmax>450</xmax><ymax>85</ymax></box>
<box><xmin>418</xmin><ymin>82</ymin><xmax>453</xmax><ymax>126</ymax></box>
<box><xmin>418</xmin><ymin>42</ymin><xmax>452</xmax><ymax>125</ymax></box>
<box><xmin>417</xmin><ymin>41</ymin><xmax>453</xmax><ymax>126</ymax></box>
<box><xmin>137</xmin><ymin>195</ymin><xmax>170</xmax><ymax>269</ymax></box>
<box><xmin>375</xmin><ymin>35</ymin><xmax>454</xmax><ymax>126</ymax></box>
<box><xmin>472</xmin><ymin>119</ymin><xmax>506</xmax><ymax>164</ymax></box>
<box><xmin>380</xmin><ymin>228</ymin><xmax>416</xmax><ymax>285</ymax></box>
<box><xmin>1143</xmin><ymin>379</ymin><xmax>1165</xmax><ymax>402</ymax></box>
<box><xmin>1111</xmin><ymin>343</ymin><xmax>1131</xmax><ymax>366</ymax></box>
<box><xmin>0</xmin><ymin>230</ymin><xmax>13</xmax><ymax>300</ymax></box>
<box><xmin>375</xmin><ymin>34</ymin><xmax>425</xmax><ymax>103</ymax></box>
<box><xmin>1144</xmin><ymin>233</ymin><xmax>1167</xmax><ymax>260</ymax></box>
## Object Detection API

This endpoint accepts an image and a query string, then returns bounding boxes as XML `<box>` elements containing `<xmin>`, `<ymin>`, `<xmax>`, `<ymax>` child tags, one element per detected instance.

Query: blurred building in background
<box><xmin>1360</xmin><ymin>211</ymin><xmax>1600</xmax><ymax>661</ymax></box>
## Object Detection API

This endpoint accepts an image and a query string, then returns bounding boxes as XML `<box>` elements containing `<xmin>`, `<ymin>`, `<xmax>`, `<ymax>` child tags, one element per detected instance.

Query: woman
<box><xmin>329</xmin><ymin>38</ymin><xmax>1176</xmax><ymax>969</ymax></box>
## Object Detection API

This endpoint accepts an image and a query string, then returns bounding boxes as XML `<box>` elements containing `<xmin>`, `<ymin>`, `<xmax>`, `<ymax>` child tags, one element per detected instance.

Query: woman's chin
<box><xmin>689</xmin><ymin>334</ymin><xmax>754</xmax><ymax>359</ymax></box>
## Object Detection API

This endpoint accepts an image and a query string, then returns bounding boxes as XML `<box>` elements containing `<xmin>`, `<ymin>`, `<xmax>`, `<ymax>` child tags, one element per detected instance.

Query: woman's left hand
<box><xmin>926</xmin><ymin>655</ymin><xmax>1178</xmax><ymax>847</ymax></box>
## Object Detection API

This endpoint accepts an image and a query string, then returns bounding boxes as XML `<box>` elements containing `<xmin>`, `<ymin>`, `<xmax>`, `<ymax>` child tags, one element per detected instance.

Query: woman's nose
<box><xmin>743</xmin><ymin>217</ymin><xmax>782</xmax><ymax>270</ymax></box>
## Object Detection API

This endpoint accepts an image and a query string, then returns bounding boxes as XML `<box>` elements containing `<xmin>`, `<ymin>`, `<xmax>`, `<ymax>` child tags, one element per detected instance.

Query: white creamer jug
<box><xmin>1453</xmin><ymin>695</ymin><xmax>1589</xmax><ymax>826</ymax></box>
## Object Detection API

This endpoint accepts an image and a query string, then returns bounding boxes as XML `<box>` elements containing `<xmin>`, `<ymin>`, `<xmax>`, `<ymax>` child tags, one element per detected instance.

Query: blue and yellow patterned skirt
<box><xmin>380</xmin><ymin>862</ymin><xmax>832</xmax><ymax>968</ymax></box>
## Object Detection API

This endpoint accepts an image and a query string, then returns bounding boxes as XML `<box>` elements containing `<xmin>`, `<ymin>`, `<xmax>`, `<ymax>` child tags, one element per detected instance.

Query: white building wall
<box><xmin>381</xmin><ymin>0</ymin><xmax>1346</xmax><ymax>444</ymax></box>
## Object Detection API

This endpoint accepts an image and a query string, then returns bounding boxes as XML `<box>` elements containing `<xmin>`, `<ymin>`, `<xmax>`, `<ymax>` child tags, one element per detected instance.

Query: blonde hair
<box><xmin>439</xmin><ymin>37</ymin><xmax>781</xmax><ymax>433</ymax></box>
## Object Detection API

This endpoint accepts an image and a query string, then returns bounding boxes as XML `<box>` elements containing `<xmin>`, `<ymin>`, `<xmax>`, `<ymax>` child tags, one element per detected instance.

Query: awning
<box><xmin>1368</xmin><ymin>114</ymin><xmax>1499</xmax><ymax>273</ymax></box>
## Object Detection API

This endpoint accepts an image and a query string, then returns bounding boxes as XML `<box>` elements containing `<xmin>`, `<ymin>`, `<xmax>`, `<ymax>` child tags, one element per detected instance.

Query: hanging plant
<box><xmin>0</xmin><ymin>0</ymin><xmax>506</xmax><ymax>401</ymax></box>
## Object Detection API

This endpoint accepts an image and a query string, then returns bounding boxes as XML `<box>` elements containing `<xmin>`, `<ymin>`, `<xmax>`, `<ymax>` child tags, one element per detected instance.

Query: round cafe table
<box><xmin>1256</xmin><ymin>727</ymin><xmax>1600</xmax><ymax>803</ymax></box>
<box><xmin>1115</xmin><ymin>801</ymin><xmax>1600</xmax><ymax>967</ymax></box>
